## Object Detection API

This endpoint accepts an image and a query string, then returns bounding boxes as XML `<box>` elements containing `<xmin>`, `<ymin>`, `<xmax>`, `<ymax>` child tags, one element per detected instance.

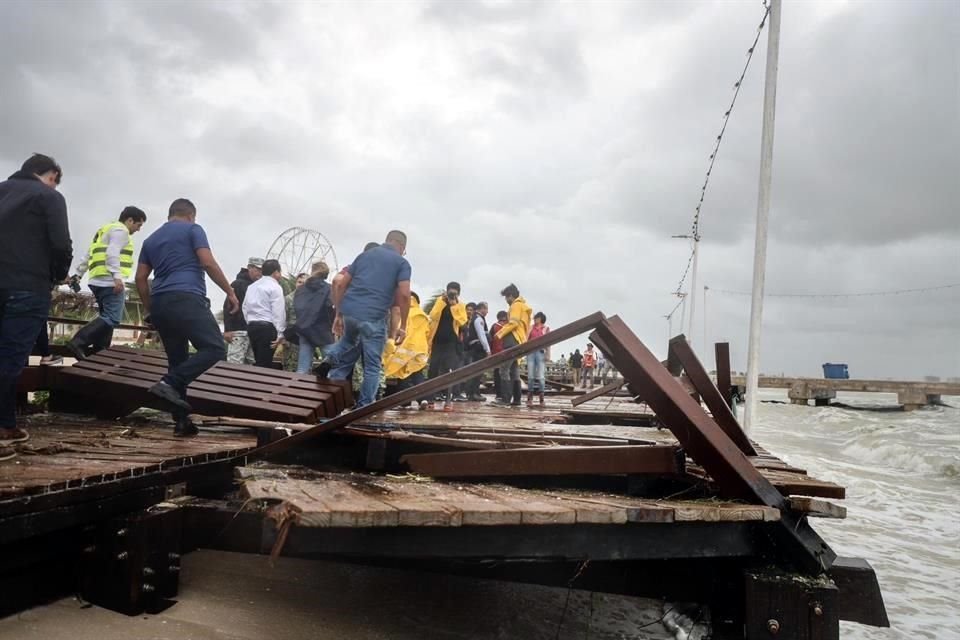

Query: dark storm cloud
<box><xmin>1</xmin><ymin>0</ymin><xmax>956</xmax><ymax>378</ymax></box>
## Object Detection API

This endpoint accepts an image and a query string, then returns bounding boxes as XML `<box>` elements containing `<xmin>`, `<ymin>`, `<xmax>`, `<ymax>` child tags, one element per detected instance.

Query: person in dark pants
<box><xmin>464</xmin><ymin>302</ymin><xmax>491</xmax><ymax>401</ymax></box>
<box><xmin>241</xmin><ymin>259</ymin><xmax>286</xmax><ymax>368</ymax></box>
<box><xmin>135</xmin><ymin>198</ymin><xmax>239</xmax><ymax>436</ymax></box>
<box><xmin>427</xmin><ymin>282</ymin><xmax>467</xmax><ymax>410</ymax></box>
<box><xmin>67</xmin><ymin>206</ymin><xmax>147</xmax><ymax>359</ymax></box>
<box><xmin>0</xmin><ymin>154</ymin><xmax>72</xmax><ymax>461</ymax></box>
<box><xmin>493</xmin><ymin>284</ymin><xmax>532</xmax><ymax>407</ymax></box>
<box><xmin>488</xmin><ymin>310</ymin><xmax>508</xmax><ymax>402</ymax></box>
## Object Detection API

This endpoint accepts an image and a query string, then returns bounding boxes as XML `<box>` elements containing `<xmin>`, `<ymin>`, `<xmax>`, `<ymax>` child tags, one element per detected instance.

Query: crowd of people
<box><xmin>0</xmin><ymin>153</ymin><xmax>565</xmax><ymax>460</ymax></box>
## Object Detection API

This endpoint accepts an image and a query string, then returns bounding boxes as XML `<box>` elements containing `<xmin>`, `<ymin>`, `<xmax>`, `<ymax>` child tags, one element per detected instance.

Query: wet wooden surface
<box><xmin>0</xmin><ymin>414</ymin><xmax>256</xmax><ymax>499</ymax></box>
<box><xmin>239</xmin><ymin>464</ymin><xmax>784</xmax><ymax>527</ymax></box>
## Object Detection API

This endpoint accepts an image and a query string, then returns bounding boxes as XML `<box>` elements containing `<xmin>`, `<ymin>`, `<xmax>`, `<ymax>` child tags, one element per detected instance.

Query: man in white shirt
<box><xmin>67</xmin><ymin>206</ymin><xmax>147</xmax><ymax>359</ymax></box>
<box><xmin>241</xmin><ymin>258</ymin><xmax>286</xmax><ymax>368</ymax></box>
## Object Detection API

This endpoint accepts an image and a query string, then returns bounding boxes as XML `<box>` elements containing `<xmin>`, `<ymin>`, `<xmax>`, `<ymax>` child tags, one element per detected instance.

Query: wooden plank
<box><xmin>249</xmin><ymin>312</ymin><xmax>608</xmax><ymax>458</ymax></box>
<box><xmin>570</xmin><ymin>380</ymin><xmax>623</xmax><ymax>407</ymax></box>
<box><xmin>669</xmin><ymin>336</ymin><xmax>756</xmax><ymax>455</ymax></box>
<box><xmin>72</xmin><ymin>360</ymin><xmax>328</xmax><ymax>412</ymax></box>
<box><xmin>59</xmin><ymin>367</ymin><xmax>317</xmax><ymax>422</ymax></box>
<box><xmin>542</xmin><ymin>492</ymin><xmax>673</xmax><ymax>523</ymax></box>
<box><xmin>789</xmin><ymin>497</ymin><xmax>847</xmax><ymax>519</ymax></box>
<box><xmin>87</xmin><ymin>347</ymin><xmax>350</xmax><ymax>414</ymax></box>
<box><xmin>97</xmin><ymin>349</ymin><xmax>347</xmax><ymax>398</ymax></box>
<box><xmin>84</xmin><ymin>352</ymin><xmax>338</xmax><ymax>411</ymax></box>
<box><xmin>399</xmin><ymin>445</ymin><xmax>684</xmax><ymax>478</ymax></box>
<box><xmin>458</xmin><ymin>485</ymin><xmax>577</xmax><ymax>525</ymax></box>
<box><xmin>593</xmin><ymin>316</ymin><xmax>836</xmax><ymax>573</ymax></box>
<box><xmin>243</xmin><ymin>478</ymin><xmax>399</xmax><ymax>527</ymax></box>
<box><xmin>357</xmin><ymin>478</ymin><xmax>523</xmax><ymax>526</ymax></box>
<box><xmin>714</xmin><ymin>342</ymin><xmax>733</xmax><ymax>409</ymax></box>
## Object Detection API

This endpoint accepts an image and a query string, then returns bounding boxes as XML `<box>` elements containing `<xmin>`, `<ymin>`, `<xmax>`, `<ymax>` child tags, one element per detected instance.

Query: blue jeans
<box><xmin>296</xmin><ymin>338</ymin><xmax>327</xmax><ymax>374</ymax></box>
<box><xmin>527</xmin><ymin>350</ymin><xmax>546</xmax><ymax>393</ymax></box>
<box><xmin>149</xmin><ymin>293</ymin><xmax>226</xmax><ymax>399</ymax></box>
<box><xmin>89</xmin><ymin>285</ymin><xmax>126</xmax><ymax>327</ymax></box>
<box><xmin>324</xmin><ymin>315</ymin><xmax>387</xmax><ymax>407</ymax></box>
<box><xmin>0</xmin><ymin>290</ymin><xmax>50</xmax><ymax>428</ymax></box>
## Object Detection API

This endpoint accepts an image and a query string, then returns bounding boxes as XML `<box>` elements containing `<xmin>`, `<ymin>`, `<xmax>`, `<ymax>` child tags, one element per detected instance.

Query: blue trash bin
<box><xmin>822</xmin><ymin>363</ymin><xmax>849</xmax><ymax>379</ymax></box>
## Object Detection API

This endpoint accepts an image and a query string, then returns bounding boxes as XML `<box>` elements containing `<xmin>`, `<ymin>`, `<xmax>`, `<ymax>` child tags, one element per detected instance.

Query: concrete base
<box><xmin>898</xmin><ymin>390</ymin><xmax>940</xmax><ymax>411</ymax></box>
<box><xmin>788</xmin><ymin>382</ymin><xmax>836</xmax><ymax>408</ymax></box>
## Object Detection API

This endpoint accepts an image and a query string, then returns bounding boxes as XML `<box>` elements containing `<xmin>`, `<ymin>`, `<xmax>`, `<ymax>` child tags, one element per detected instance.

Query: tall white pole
<box><xmin>744</xmin><ymin>0</ymin><xmax>782</xmax><ymax>432</ymax></box>
<box><xmin>703</xmin><ymin>285</ymin><xmax>708</xmax><ymax>350</ymax></box>
<box><xmin>686</xmin><ymin>239</ymin><xmax>700</xmax><ymax>348</ymax></box>
<box><xmin>680</xmin><ymin>294</ymin><xmax>688</xmax><ymax>338</ymax></box>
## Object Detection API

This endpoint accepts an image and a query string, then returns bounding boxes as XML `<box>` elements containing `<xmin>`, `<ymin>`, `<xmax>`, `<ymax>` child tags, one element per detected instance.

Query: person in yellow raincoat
<box><xmin>493</xmin><ymin>283</ymin><xmax>532</xmax><ymax>406</ymax></box>
<box><xmin>382</xmin><ymin>292</ymin><xmax>432</xmax><ymax>409</ymax></box>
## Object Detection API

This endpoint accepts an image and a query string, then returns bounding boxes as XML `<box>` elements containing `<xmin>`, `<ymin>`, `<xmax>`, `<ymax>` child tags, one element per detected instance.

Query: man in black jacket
<box><xmin>223</xmin><ymin>257</ymin><xmax>262</xmax><ymax>364</ymax></box>
<box><xmin>0</xmin><ymin>154</ymin><xmax>72</xmax><ymax>461</ymax></box>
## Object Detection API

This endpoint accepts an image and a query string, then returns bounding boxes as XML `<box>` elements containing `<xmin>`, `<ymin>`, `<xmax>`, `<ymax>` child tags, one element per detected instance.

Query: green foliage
<box><xmin>30</xmin><ymin>390</ymin><xmax>49</xmax><ymax>409</ymax></box>
<box><xmin>421</xmin><ymin>290</ymin><xmax>443</xmax><ymax>315</ymax></box>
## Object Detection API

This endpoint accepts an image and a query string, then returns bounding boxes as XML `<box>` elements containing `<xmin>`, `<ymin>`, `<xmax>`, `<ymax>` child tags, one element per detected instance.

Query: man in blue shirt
<box><xmin>320</xmin><ymin>230</ymin><xmax>411</xmax><ymax>408</ymax></box>
<box><xmin>135</xmin><ymin>198</ymin><xmax>239</xmax><ymax>436</ymax></box>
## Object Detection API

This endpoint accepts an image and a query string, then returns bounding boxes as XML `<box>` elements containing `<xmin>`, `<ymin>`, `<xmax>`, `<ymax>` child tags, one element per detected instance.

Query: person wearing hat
<box><xmin>223</xmin><ymin>257</ymin><xmax>262</xmax><ymax>364</ymax></box>
<box><xmin>241</xmin><ymin>259</ymin><xmax>286</xmax><ymax>368</ymax></box>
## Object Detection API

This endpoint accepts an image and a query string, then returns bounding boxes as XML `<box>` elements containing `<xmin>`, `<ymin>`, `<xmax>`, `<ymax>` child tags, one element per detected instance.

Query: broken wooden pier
<box><xmin>2</xmin><ymin>312</ymin><xmax>889</xmax><ymax>638</ymax></box>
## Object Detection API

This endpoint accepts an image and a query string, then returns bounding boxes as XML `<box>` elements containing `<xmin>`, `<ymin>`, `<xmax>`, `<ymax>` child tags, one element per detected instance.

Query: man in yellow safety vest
<box><xmin>67</xmin><ymin>206</ymin><xmax>147</xmax><ymax>359</ymax></box>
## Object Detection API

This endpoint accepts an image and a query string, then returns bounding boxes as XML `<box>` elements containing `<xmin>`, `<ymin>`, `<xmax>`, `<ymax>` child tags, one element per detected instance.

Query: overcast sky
<box><xmin>3</xmin><ymin>0</ymin><xmax>958</xmax><ymax>379</ymax></box>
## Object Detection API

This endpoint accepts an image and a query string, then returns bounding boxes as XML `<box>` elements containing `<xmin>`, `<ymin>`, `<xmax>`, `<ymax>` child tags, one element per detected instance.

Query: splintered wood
<box><xmin>239</xmin><ymin>466</ymin><xmax>783</xmax><ymax>528</ymax></box>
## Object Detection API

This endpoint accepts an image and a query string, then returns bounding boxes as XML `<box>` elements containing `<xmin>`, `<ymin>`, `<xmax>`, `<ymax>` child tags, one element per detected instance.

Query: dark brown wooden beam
<box><xmin>714</xmin><ymin>342</ymin><xmax>733</xmax><ymax>410</ymax></box>
<box><xmin>399</xmin><ymin>445</ymin><xmax>684</xmax><ymax>477</ymax></box>
<box><xmin>249</xmin><ymin>312</ymin><xmax>608</xmax><ymax>459</ymax></box>
<box><xmin>669</xmin><ymin>336</ymin><xmax>755</xmax><ymax>456</ymax></box>
<box><xmin>591</xmin><ymin>316</ymin><xmax>835</xmax><ymax>574</ymax></box>
<box><xmin>570</xmin><ymin>380</ymin><xmax>623</xmax><ymax>407</ymax></box>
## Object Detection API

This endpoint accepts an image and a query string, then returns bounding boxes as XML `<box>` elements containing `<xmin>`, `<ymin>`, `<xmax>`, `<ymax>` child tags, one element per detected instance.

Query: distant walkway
<box><xmin>731</xmin><ymin>375</ymin><xmax>959</xmax><ymax>410</ymax></box>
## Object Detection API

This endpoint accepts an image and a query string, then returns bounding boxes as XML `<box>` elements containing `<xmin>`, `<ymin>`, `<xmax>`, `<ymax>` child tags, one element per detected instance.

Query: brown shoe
<box><xmin>0</xmin><ymin>428</ymin><xmax>29</xmax><ymax>444</ymax></box>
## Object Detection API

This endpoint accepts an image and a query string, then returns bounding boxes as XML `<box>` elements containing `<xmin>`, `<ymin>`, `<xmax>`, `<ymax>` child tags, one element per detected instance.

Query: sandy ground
<box><xmin>0</xmin><ymin>550</ymin><xmax>678</xmax><ymax>640</ymax></box>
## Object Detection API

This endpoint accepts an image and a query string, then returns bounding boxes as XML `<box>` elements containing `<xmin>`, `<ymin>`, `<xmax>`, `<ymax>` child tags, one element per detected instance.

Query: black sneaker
<box><xmin>313</xmin><ymin>361</ymin><xmax>332</xmax><ymax>379</ymax></box>
<box><xmin>453</xmin><ymin>393</ymin><xmax>469</xmax><ymax>402</ymax></box>
<box><xmin>173</xmin><ymin>418</ymin><xmax>199</xmax><ymax>438</ymax></box>
<box><xmin>468</xmin><ymin>394</ymin><xmax>486</xmax><ymax>402</ymax></box>
<box><xmin>148</xmin><ymin>381</ymin><xmax>192</xmax><ymax>413</ymax></box>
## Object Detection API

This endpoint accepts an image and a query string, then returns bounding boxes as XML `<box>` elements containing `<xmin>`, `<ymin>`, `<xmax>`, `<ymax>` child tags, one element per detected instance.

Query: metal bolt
<box><xmin>812</xmin><ymin>602</ymin><xmax>823</xmax><ymax>617</ymax></box>
<box><xmin>83</xmin><ymin>545</ymin><xmax>96</xmax><ymax>554</ymax></box>
<box><xmin>168</xmin><ymin>552</ymin><xmax>180</xmax><ymax>561</ymax></box>
<box><xmin>143</xmin><ymin>567</ymin><xmax>155</xmax><ymax>577</ymax></box>
<box><xmin>767</xmin><ymin>619</ymin><xmax>780</xmax><ymax>635</ymax></box>
<box><xmin>168</xmin><ymin>565</ymin><xmax>181</xmax><ymax>573</ymax></box>
<box><xmin>116</xmin><ymin>528</ymin><xmax>128</xmax><ymax>537</ymax></box>
<box><xmin>116</xmin><ymin>551</ymin><xmax>129</xmax><ymax>561</ymax></box>
<box><xmin>142</xmin><ymin>583</ymin><xmax>155</xmax><ymax>593</ymax></box>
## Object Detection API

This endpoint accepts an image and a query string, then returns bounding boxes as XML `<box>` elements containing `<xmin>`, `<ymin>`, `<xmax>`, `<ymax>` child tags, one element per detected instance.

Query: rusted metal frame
<box><xmin>249</xmin><ymin>312</ymin><xmax>608</xmax><ymax>459</ymax></box>
<box><xmin>399</xmin><ymin>444</ymin><xmax>684</xmax><ymax>477</ymax></box>
<box><xmin>714</xmin><ymin>342</ymin><xmax>734</xmax><ymax>410</ymax></box>
<box><xmin>669</xmin><ymin>336</ymin><xmax>756</xmax><ymax>455</ymax></box>
<box><xmin>570</xmin><ymin>380</ymin><xmax>624</xmax><ymax>407</ymax></box>
<box><xmin>591</xmin><ymin>316</ymin><xmax>835</xmax><ymax>574</ymax></box>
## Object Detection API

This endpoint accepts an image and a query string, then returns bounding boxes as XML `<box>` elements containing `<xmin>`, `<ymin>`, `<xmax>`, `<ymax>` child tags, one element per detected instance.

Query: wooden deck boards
<box><xmin>239</xmin><ymin>465</ymin><xmax>784</xmax><ymax>527</ymax></box>
<box><xmin>0</xmin><ymin>415</ymin><xmax>256</xmax><ymax>499</ymax></box>
<box><xmin>351</xmin><ymin>402</ymin><xmax>846</xmax><ymax>502</ymax></box>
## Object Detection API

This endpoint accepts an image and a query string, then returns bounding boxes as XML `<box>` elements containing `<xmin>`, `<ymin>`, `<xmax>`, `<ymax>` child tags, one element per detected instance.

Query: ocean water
<box><xmin>749</xmin><ymin>390</ymin><xmax>960</xmax><ymax>639</ymax></box>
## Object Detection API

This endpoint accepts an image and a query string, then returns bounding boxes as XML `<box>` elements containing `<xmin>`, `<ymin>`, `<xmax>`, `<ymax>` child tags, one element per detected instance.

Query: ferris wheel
<box><xmin>265</xmin><ymin>227</ymin><xmax>339</xmax><ymax>277</ymax></box>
